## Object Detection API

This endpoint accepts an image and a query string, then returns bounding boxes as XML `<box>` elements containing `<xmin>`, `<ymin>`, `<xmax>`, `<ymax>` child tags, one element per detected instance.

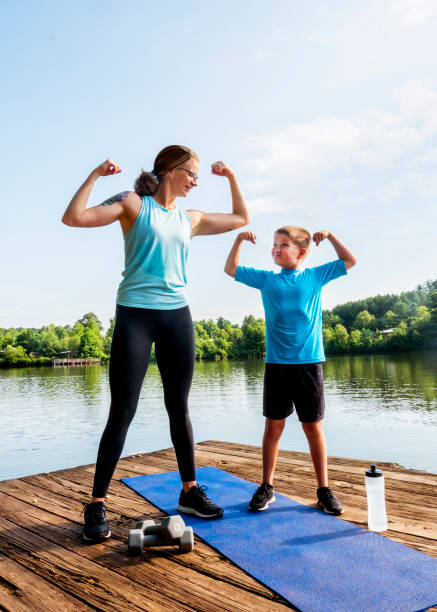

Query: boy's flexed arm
<box><xmin>313</xmin><ymin>231</ymin><xmax>357</xmax><ymax>270</ymax></box>
<box><xmin>224</xmin><ymin>231</ymin><xmax>257</xmax><ymax>277</ymax></box>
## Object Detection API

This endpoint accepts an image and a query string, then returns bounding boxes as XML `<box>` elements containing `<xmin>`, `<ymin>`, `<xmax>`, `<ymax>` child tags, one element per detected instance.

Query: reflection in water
<box><xmin>324</xmin><ymin>352</ymin><xmax>437</xmax><ymax>413</ymax></box>
<box><xmin>0</xmin><ymin>352</ymin><xmax>436</xmax><ymax>481</ymax></box>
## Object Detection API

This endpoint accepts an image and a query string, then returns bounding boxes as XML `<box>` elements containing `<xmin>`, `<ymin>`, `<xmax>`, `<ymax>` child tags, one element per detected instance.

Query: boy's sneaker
<box><xmin>248</xmin><ymin>482</ymin><xmax>276</xmax><ymax>512</ymax></box>
<box><xmin>82</xmin><ymin>501</ymin><xmax>111</xmax><ymax>542</ymax></box>
<box><xmin>177</xmin><ymin>484</ymin><xmax>224</xmax><ymax>519</ymax></box>
<box><xmin>317</xmin><ymin>487</ymin><xmax>344</xmax><ymax>516</ymax></box>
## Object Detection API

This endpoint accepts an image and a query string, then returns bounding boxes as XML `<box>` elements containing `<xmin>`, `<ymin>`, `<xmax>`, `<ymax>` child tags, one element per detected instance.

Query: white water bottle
<box><xmin>365</xmin><ymin>464</ymin><xmax>388</xmax><ymax>532</ymax></box>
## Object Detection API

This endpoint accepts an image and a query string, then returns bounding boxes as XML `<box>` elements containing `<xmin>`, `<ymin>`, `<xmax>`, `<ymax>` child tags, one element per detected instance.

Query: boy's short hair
<box><xmin>276</xmin><ymin>225</ymin><xmax>311</xmax><ymax>250</ymax></box>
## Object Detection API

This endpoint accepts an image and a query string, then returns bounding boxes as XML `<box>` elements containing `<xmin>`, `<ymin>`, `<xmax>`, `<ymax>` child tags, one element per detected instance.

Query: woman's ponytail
<box><xmin>134</xmin><ymin>170</ymin><xmax>160</xmax><ymax>196</ymax></box>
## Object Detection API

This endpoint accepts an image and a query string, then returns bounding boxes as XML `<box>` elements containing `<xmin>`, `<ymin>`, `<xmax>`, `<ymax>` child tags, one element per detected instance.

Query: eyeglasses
<box><xmin>177</xmin><ymin>167</ymin><xmax>199</xmax><ymax>181</ymax></box>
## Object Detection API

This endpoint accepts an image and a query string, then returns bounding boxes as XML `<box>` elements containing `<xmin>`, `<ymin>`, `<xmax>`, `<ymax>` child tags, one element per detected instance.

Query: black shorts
<box><xmin>263</xmin><ymin>362</ymin><xmax>325</xmax><ymax>422</ymax></box>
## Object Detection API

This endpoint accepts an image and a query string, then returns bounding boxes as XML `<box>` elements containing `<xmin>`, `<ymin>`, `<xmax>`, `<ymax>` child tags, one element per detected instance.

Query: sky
<box><xmin>1</xmin><ymin>0</ymin><xmax>436</xmax><ymax>330</ymax></box>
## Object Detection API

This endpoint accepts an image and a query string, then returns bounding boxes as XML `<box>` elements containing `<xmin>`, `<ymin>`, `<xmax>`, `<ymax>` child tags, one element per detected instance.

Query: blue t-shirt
<box><xmin>117</xmin><ymin>196</ymin><xmax>192</xmax><ymax>310</ymax></box>
<box><xmin>235</xmin><ymin>260</ymin><xmax>347</xmax><ymax>364</ymax></box>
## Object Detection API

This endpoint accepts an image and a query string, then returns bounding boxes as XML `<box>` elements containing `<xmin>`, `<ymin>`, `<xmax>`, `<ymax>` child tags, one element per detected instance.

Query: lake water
<box><xmin>1</xmin><ymin>352</ymin><xmax>436</xmax><ymax>482</ymax></box>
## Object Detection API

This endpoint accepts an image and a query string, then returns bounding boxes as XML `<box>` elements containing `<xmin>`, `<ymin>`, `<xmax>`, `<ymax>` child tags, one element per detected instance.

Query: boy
<box><xmin>224</xmin><ymin>226</ymin><xmax>357</xmax><ymax>515</ymax></box>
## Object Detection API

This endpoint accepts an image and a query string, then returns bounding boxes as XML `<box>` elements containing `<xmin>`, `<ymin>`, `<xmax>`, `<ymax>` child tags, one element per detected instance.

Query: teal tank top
<box><xmin>116</xmin><ymin>195</ymin><xmax>192</xmax><ymax>310</ymax></box>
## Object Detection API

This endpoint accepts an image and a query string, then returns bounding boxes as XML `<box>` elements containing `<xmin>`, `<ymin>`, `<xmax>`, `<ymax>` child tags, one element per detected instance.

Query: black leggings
<box><xmin>92</xmin><ymin>304</ymin><xmax>196</xmax><ymax>498</ymax></box>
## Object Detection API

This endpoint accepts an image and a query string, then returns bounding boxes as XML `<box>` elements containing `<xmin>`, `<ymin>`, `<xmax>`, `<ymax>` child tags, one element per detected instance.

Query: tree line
<box><xmin>1</xmin><ymin>280</ymin><xmax>436</xmax><ymax>367</ymax></box>
<box><xmin>322</xmin><ymin>279</ymin><xmax>437</xmax><ymax>354</ymax></box>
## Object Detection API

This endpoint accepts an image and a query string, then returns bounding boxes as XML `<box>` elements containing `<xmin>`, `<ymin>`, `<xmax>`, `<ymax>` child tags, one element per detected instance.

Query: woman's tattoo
<box><xmin>100</xmin><ymin>191</ymin><xmax>130</xmax><ymax>206</ymax></box>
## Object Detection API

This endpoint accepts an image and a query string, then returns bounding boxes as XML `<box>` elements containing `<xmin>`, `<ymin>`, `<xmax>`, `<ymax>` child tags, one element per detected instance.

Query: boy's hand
<box><xmin>238</xmin><ymin>231</ymin><xmax>256</xmax><ymax>244</ymax></box>
<box><xmin>211</xmin><ymin>161</ymin><xmax>234</xmax><ymax>179</ymax></box>
<box><xmin>225</xmin><ymin>231</ymin><xmax>255</xmax><ymax>277</ymax></box>
<box><xmin>315</xmin><ymin>231</ymin><xmax>357</xmax><ymax>269</ymax></box>
<box><xmin>313</xmin><ymin>230</ymin><xmax>330</xmax><ymax>246</ymax></box>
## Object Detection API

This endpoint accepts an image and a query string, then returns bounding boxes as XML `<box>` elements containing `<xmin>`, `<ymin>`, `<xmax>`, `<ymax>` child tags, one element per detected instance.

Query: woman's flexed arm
<box><xmin>62</xmin><ymin>159</ymin><xmax>135</xmax><ymax>228</ymax></box>
<box><xmin>189</xmin><ymin>161</ymin><xmax>250</xmax><ymax>236</ymax></box>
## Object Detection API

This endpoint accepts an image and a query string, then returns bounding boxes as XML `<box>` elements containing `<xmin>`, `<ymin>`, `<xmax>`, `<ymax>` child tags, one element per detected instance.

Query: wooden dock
<box><xmin>0</xmin><ymin>441</ymin><xmax>436</xmax><ymax>611</ymax></box>
<box><xmin>52</xmin><ymin>358</ymin><xmax>100</xmax><ymax>367</ymax></box>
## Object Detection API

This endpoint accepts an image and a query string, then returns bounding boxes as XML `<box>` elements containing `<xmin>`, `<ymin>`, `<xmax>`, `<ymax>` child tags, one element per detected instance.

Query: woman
<box><xmin>62</xmin><ymin>145</ymin><xmax>250</xmax><ymax>541</ymax></box>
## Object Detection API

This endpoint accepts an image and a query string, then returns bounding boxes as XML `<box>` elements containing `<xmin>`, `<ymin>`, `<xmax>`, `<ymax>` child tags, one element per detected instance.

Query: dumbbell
<box><xmin>128</xmin><ymin>516</ymin><xmax>194</xmax><ymax>556</ymax></box>
<box><xmin>145</xmin><ymin>515</ymin><xmax>185</xmax><ymax>539</ymax></box>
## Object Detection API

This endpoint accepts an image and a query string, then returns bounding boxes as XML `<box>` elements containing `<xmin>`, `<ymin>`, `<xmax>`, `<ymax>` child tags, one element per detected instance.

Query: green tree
<box><xmin>198</xmin><ymin>319</ymin><xmax>220</xmax><ymax>339</ymax></box>
<box><xmin>1</xmin><ymin>329</ymin><xmax>18</xmax><ymax>348</ymax></box>
<box><xmin>429</xmin><ymin>292</ymin><xmax>437</xmax><ymax>322</ymax></box>
<box><xmin>323</xmin><ymin>327</ymin><xmax>335</xmax><ymax>353</ymax></box>
<box><xmin>333</xmin><ymin>324</ymin><xmax>349</xmax><ymax>353</ymax></box>
<box><xmin>349</xmin><ymin>329</ymin><xmax>363</xmax><ymax>352</ymax></box>
<box><xmin>239</xmin><ymin>317</ymin><xmax>265</xmax><ymax>358</ymax></box>
<box><xmin>15</xmin><ymin>329</ymin><xmax>39</xmax><ymax>353</ymax></box>
<box><xmin>78</xmin><ymin>312</ymin><xmax>103</xmax><ymax>332</ymax></box>
<box><xmin>226</xmin><ymin>326</ymin><xmax>243</xmax><ymax>358</ymax></box>
<box><xmin>2</xmin><ymin>344</ymin><xmax>30</xmax><ymax>365</ymax></box>
<box><xmin>216</xmin><ymin>317</ymin><xmax>232</xmax><ymax>329</ymax></box>
<box><xmin>381</xmin><ymin>310</ymin><xmax>397</xmax><ymax>329</ymax></box>
<box><xmin>78</xmin><ymin>320</ymin><xmax>104</xmax><ymax>357</ymax></box>
<box><xmin>385</xmin><ymin>321</ymin><xmax>409</xmax><ymax>351</ymax></box>
<box><xmin>408</xmin><ymin>306</ymin><xmax>431</xmax><ymax>349</ymax></box>
<box><xmin>393</xmin><ymin>300</ymin><xmax>409</xmax><ymax>322</ymax></box>
<box><xmin>54</xmin><ymin>325</ymin><xmax>69</xmax><ymax>341</ymax></box>
<box><xmin>103</xmin><ymin>317</ymin><xmax>116</xmax><ymax>354</ymax></box>
<box><xmin>425</xmin><ymin>292</ymin><xmax>437</xmax><ymax>349</ymax></box>
<box><xmin>37</xmin><ymin>325</ymin><xmax>62</xmax><ymax>357</ymax></box>
<box><xmin>360</xmin><ymin>328</ymin><xmax>375</xmax><ymax>350</ymax></box>
<box><xmin>352</xmin><ymin>310</ymin><xmax>375</xmax><ymax>330</ymax></box>
<box><xmin>322</xmin><ymin>312</ymin><xmax>342</xmax><ymax>328</ymax></box>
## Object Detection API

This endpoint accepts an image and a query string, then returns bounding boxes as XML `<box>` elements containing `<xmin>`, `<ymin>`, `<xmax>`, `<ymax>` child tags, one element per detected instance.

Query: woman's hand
<box><xmin>313</xmin><ymin>230</ymin><xmax>330</xmax><ymax>246</ymax></box>
<box><xmin>211</xmin><ymin>161</ymin><xmax>234</xmax><ymax>178</ymax></box>
<box><xmin>93</xmin><ymin>158</ymin><xmax>122</xmax><ymax>178</ymax></box>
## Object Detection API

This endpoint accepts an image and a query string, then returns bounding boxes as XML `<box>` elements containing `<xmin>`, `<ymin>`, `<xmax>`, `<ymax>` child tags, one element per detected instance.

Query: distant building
<box><xmin>57</xmin><ymin>350</ymin><xmax>78</xmax><ymax>358</ymax></box>
<box><xmin>381</xmin><ymin>328</ymin><xmax>395</xmax><ymax>335</ymax></box>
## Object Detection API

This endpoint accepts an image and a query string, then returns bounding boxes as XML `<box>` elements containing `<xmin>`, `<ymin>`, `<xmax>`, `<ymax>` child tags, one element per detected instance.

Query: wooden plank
<box><xmin>196</xmin><ymin>440</ymin><xmax>437</xmax><ymax>484</ymax></box>
<box><xmin>0</xmin><ymin>514</ymin><xmax>171</xmax><ymax>611</ymax></box>
<box><xmin>0</xmin><ymin>552</ymin><xmax>92</xmax><ymax>611</ymax></box>
<box><xmin>0</xmin><ymin>591</ymin><xmax>32</xmax><ymax>612</ymax></box>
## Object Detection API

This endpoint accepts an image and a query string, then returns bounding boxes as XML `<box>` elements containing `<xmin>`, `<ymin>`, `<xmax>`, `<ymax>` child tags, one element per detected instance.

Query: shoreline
<box><xmin>1</xmin><ymin>347</ymin><xmax>436</xmax><ymax>369</ymax></box>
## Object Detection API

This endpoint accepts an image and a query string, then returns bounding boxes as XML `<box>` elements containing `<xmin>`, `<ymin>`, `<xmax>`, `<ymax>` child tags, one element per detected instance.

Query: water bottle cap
<box><xmin>366</xmin><ymin>464</ymin><xmax>383</xmax><ymax>477</ymax></box>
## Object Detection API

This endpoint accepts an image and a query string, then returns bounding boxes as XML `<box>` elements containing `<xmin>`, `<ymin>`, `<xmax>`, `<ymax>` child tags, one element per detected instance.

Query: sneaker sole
<box><xmin>317</xmin><ymin>501</ymin><xmax>344</xmax><ymax>516</ymax></box>
<box><xmin>249</xmin><ymin>495</ymin><xmax>276</xmax><ymax>512</ymax></box>
<box><xmin>177</xmin><ymin>504</ymin><xmax>224</xmax><ymax>520</ymax></box>
<box><xmin>83</xmin><ymin>530</ymin><xmax>111</xmax><ymax>542</ymax></box>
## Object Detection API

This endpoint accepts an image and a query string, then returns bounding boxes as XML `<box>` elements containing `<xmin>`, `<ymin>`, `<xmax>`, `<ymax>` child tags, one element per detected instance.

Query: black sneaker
<box><xmin>317</xmin><ymin>487</ymin><xmax>344</xmax><ymax>516</ymax></box>
<box><xmin>177</xmin><ymin>484</ymin><xmax>224</xmax><ymax>519</ymax></box>
<box><xmin>82</xmin><ymin>501</ymin><xmax>111</xmax><ymax>542</ymax></box>
<box><xmin>248</xmin><ymin>482</ymin><xmax>276</xmax><ymax>512</ymax></box>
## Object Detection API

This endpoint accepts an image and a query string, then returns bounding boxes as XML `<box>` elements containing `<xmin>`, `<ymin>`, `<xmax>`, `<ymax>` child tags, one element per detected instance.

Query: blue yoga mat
<box><xmin>122</xmin><ymin>466</ymin><xmax>437</xmax><ymax>612</ymax></box>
